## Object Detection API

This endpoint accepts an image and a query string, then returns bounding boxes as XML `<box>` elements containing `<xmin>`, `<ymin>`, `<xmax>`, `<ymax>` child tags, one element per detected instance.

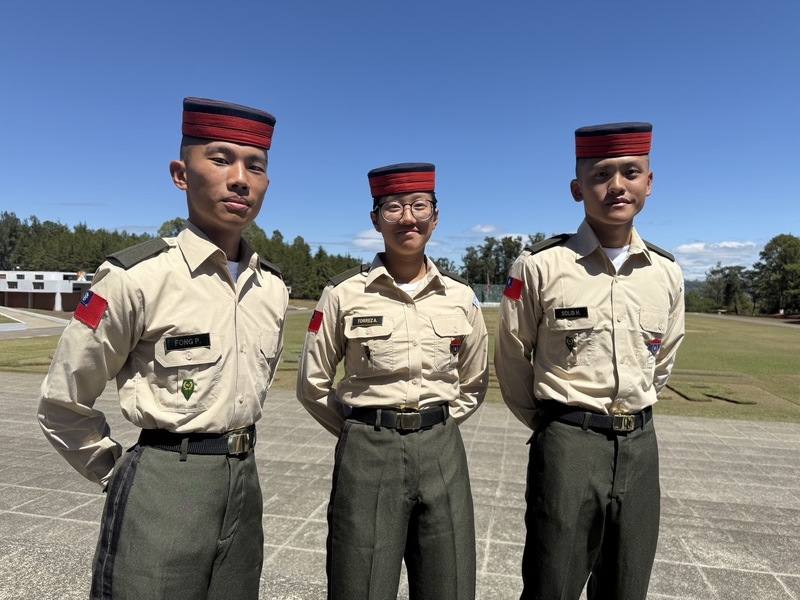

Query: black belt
<box><xmin>543</xmin><ymin>404</ymin><xmax>652</xmax><ymax>433</ymax></box>
<box><xmin>138</xmin><ymin>425</ymin><xmax>256</xmax><ymax>457</ymax></box>
<box><xmin>350</xmin><ymin>405</ymin><xmax>448</xmax><ymax>432</ymax></box>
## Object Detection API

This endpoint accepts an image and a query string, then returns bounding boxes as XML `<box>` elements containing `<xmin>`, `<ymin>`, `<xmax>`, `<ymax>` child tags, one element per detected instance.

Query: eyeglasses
<box><xmin>377</xmin><ymin>199</ymin><xmax>436</xmax><ymax>223</ymax></box>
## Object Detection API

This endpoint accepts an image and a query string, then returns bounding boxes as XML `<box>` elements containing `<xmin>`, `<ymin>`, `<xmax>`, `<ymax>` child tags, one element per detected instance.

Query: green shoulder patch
<box><xmin>107</xmin><ymin>238</ymin><xmax>170</xmax><ymax>270</ymax></box>
<box><xmin>259</xmin><ymin>257</ymin><xmax>283</xmax><ymax>278</ymax></box>
<box><xmin>525</xmin><ymin>233</ymin><xmax>571</xmax><ymax>255</ymax></box>
<box><xmin>644</xmin><ymin>240</ymin><xmax>675</xmax><ymax>262</ymax></box>
<box><xmin>329</xmin><ymin>263</ymin><xmax>370</xmax><ymax>287</ymax></box>
<box><xmin>439</xmin><ymin>269</ymin><xmax>469</xmax><ymax>286</ymax></box>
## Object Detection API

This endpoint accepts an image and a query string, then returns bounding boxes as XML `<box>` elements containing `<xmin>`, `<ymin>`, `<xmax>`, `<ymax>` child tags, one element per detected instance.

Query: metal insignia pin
<box><xmin>565</xmin><ymin>335</ymin><xmax>576</xmax><ymax>352</ymax></box>
<box><xmin>181</xmin><ymin>379</ymin><xmax>196</xmax><ymax>400</ymax></box>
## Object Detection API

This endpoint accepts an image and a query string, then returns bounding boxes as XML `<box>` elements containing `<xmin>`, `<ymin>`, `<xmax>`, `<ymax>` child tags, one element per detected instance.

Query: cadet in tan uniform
<box><xmin>297</xmin><ymin>163</ymin><xmax>489</xmax><ymax>600</ymax></box>
<box><xmin>495</xmin><ymin>123</ymin><xmax>685</xmax><ymax>600</ymax></box>
<box><xmin>37</xmin><ymin>97</ymin><xmax>288</xmax><ymax>600</ymax></box>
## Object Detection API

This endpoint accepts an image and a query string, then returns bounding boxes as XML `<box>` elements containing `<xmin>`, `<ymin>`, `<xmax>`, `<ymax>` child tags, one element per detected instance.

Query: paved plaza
<box><xmin>1</xmin><ymin>371</ymin><xmax>799</xmax><ymax>599</ymax></box>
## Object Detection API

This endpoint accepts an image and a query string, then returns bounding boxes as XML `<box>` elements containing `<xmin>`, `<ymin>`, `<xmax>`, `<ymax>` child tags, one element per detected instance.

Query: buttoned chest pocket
<box><xmin>153</xmin><ymin>334</ymin><xmax>223</xmax><ymax>413</ymax></box>
<box><xmin>430</xmin><ymin>314</ymin><xmax>473</xmax><ymax>373</ymax></box>
<box><xmin>638</xmin><ymin>308</ymin><xmax>668</xmax><ymax>368</ymax></box>
<box><xmin>343</xmin><ymin>315</ymin><xmax>395</xmax><ymax>377</ymax></box>
<box><xmin>542</xmin><ymin>310</ymin><xmax>597</xmax><ymax>369</ymax></box>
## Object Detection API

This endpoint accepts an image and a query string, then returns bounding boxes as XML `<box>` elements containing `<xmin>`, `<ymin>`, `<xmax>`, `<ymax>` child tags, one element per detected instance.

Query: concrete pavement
<box><xmin>1</xmin><ymin>372</ymin><xmax>799</xmax><ymax>599</ymax></box>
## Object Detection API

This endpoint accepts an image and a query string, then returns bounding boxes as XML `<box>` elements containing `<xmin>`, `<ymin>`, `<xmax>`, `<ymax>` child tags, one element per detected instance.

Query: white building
<box><xmin>0</xmin><ymin>270</ymin><xmax>93</xmax><ymax>312</ymax></box>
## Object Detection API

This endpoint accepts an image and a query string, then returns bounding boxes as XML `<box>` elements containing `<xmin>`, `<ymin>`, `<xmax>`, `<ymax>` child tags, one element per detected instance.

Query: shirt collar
<box><xmin>569</xmin><ymin>219</ymin><xmax>650</xmax><ymax>264</ymax></box>
<box><xmin>364</xmin><ymin>253</ymin><xmax>445</xmax><ymax>292</ymax></box>
<box><xmin>177</xmin><ymin>222</ymin><xmax>261</xmax><ymax>273</ymax></box>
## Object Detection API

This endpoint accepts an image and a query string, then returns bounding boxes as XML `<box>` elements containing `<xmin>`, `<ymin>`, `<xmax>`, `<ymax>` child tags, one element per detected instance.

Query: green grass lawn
<box><xmin>2</xmin><ymin>310</ymin><xmax>798</xmax><ymax>422</ymax></box>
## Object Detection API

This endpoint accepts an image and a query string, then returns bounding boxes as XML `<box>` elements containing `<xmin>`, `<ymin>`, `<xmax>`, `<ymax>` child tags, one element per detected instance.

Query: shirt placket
<box><xmin>610</xmin><ymin>270</ymin><xmax>626</xmax><ymax>413</ymax></box>
<box><xmin>402</xmin><ymin>294</ymin><xmax>423</xmax><ymax>409</ymax></box>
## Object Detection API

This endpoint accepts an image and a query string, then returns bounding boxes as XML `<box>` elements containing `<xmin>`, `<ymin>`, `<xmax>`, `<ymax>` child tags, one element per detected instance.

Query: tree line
<box><xmin>685</xmin><ymin>234</ymin><xmax>800</xmax><ymax>315</ymax></box>
<box><xmin>2</xmin><ymin>211</ymin><xmax>797</xmax><ymax>312</ymax></box>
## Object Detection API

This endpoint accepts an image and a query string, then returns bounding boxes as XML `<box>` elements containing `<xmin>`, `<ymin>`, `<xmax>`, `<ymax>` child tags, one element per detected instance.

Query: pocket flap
<box><xmin>430</xmin><ymin>314</ymin><xmax>472</xmax><ymax>338</ymax></box>
<box><xmin>547</xmin><ymin>308</ymin><xmax>596</xmax><ymax>331</ymax></box>
<box><xmin>639</xmin><ymin>308</ymin><xmax>668</xmax><ymax>333</ymax></box>
<box><xmin>259</xmin><ymin>330</ymin><xmax>280</xmax><ymax>359</ymax></box>
<box><xmin>344</xmin><ymin>315</ymin><xmax>393</xmax><ymax>339</ymax></box>
<box><xmin>155</xmin><ymin>334</ymin><xmax>221</xmax><ymax>367</ymax></box>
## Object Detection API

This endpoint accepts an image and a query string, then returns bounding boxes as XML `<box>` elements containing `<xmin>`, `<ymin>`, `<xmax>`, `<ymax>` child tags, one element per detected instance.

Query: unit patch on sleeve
<box><xmin>308</xmin><ymin>310</ymin><xmax>324</xmax><ymax>334</ymax></box>
<box><xmin>647</xmin><ymin>338</ymin><xmax>662</xmax><ymax>356</ymax></box>
<box><xmin>74</xmin><ymin>291</ymin><xmax>108</xmax><ymax>330</ymax></box>
<box><xmin>503</xmin><ymin>277</ymin><xmax>524</xmax><ymax>301</ymax></box>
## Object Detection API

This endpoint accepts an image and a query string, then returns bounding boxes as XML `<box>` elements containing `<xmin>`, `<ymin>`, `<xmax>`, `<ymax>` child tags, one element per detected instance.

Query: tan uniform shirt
<box><xmin>495</xmin><ymin>220</ymin><xmax>685</xmax><ymax>429</ymax></box>
<box><xmin>297</xmin><ymin>254</ymin><xmax>489</xmax><ymax>436</ymax></box>
<box><xmin>38</xmin><ymin>224</ymin><xmax>288</xmax><ymax>485</ymax></box>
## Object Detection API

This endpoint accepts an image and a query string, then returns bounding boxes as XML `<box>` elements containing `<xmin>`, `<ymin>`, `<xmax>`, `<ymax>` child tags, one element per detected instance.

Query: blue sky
<box><xmin>1</xmin><ymin>0</ymin><xmax>798</xmax><ymax>279</ymax></box>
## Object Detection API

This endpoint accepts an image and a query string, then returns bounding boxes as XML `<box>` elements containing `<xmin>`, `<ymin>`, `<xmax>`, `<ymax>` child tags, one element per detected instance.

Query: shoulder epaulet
<box><xmin>643</xmin><ymin>240</ymin><xmax>675</xmax><ymax>262</ymax></box>
<box><xmin>259</xmin><ymin>257</ymin><xmax>283</xmax><ymax>278</ymax></box>
<box><xmin>107</xmin><ymin>238</ymin><xmax>170</xmax><ymax>270</ymax></box>
<box><xmin>440</xmin><ymin>270</ymin><xmax>469</xmax><ymax>286</ymax></box>
<box><xmin>329</xmin><ymin>263</ymin><xmax>370</xmax><ymax>287</ymax></box>
<box><xmin>525</xmin><ymin>233</ymin><xmax>571</xmax><ymax>255</ymax></box>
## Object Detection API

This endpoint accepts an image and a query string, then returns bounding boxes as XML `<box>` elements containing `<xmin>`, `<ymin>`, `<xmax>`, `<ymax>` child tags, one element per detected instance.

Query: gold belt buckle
<box><xmin>397</xmin><ymin>411</ymin><xmax>422</xmax><ymax>431</ymax></box>
<box><xmin>612</xmin><ymin>414</ymin><xmax>636</xmax><ymax>432</ymax></box>
<box><xmin>227</xmin><ymin>430</ymin><xmax>253</xmax><ymax>455</ymax></box>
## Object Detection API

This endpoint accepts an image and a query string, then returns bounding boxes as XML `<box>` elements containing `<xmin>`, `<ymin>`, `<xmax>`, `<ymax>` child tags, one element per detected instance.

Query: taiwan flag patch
<box><xmin>503</xmin><ymin>277</ymin><xmax>524</xmax><ymax>301</ymax></box>
<box><xmin>74</xmin><ymin>291</ymin><xmax>108</xmax><ymax>330</ymax></box>
<box><xmin>308</xmin><ymin>310</ymin><xmax>324</xmax><ymax>334</ymax></box>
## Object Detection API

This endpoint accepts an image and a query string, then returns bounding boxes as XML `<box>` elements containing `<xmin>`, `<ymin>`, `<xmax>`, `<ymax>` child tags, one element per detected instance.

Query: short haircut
<box><xmin>179</xmin><ymin>135</ymin><xmax>268</xmax><ymax>165</ymax></box>
<box><xmin>575</xmin><ymin>155</ymin><xmax>650</xmax><ymax>178</ymax></box>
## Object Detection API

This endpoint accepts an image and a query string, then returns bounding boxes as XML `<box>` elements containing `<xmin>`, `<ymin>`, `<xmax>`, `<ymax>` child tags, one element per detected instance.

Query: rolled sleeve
<box><xmin>654</xmin><ymin>272</ymin><xmax>685</xmax><ymax>392</ymax></box>
<box><xmin>37</xmin><ymin>265</ymin><xmax>141</xmax><ymax>486</ymax></box>
<box><xmin>450</xmin><ymin>294</ymin><xmax>489</xmax><ymax>423</ymax></box>
<box><xmin>296</xmin><ymin>286</ymin><xmax>347</xmax><ymax>436</ymax></box>
<box><xmin>495</xmin><ymin>256</ymin><xmax>541</xmax><ymax>429</ymax></box>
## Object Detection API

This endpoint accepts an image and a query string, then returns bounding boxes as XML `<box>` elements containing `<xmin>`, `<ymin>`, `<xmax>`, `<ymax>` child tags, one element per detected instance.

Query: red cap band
<box><xmin>575</xmin><ymin>132</ymin><xmax>652</xmax><ymax>158</ymax></box>
<box><xmin>183</xmin><ymin>111</ymin><xmax>274</xmax><ymax>150</ymax></box>
<box><xmin>369</xmin><ymin>171</ymin><xmax>435</xmax><ymax>198</ymax></box>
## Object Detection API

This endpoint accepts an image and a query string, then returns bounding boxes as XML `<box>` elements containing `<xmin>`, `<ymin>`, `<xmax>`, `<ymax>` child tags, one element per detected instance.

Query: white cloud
<box><xmin>470</xmin><ymin>224</ymin><xmax>496</xmax><ymax>234</ymax></box>
<box><xmin>351</xmin><ymin>229</ymin><xmax>384</xmax><ymax>251</ymax></box>
<box><xmin>673</xmin><ymin>240</ymin><xmax>762</xmax><ymax>280</ymax></box>
<box><xmin>675</xmin><ymin>242</ymin><xmax>706</xmax><ymax>253</ymax></box>
<box><xmin>717</xmin><ymin>241</ymin><xmax>757</xmax><ymax>249</ymax></box>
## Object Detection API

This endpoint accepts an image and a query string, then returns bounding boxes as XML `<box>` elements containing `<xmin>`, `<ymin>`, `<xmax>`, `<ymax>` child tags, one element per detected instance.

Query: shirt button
<box><xmin>240</xmin><ymin>346</ymin><xmax>246</xmax><ymax>354</ymax></box>
<box><xmin>616</xmin><ymin>316</ymin><xmax>623</xmax><ymax>323</ymax></box>
<box><xmin>185</xmin><ymin>351</ymin><xmax>192</xmax><ymax>360</ymax></box>
<box><xmin>412</xmin><ymin>340</ymin><xmax>418</xmax><ymax>347</ymax></box>
<box><xmin>411</xmin><ymin>380</ymin><xmax>418</xmax><ymax>386</ymax></box>
<box><xmin>237</xmin><ymin>395</ymin><xmax>244</xmax><ymax>404</ymax></box>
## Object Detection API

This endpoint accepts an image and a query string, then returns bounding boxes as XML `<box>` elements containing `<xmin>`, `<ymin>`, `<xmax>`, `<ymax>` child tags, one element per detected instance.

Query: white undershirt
<box><xmin>602</xmin><ymin>245</ymin><xmax>630</xmax><ymax>273</ymax></box>
<box><xmin>227</xmin><ymin>260</ymin><xmax>240</xmax><ymax>281</ymax></box>
<box><xmin>397</xmin><ymin>281</ymin><xmax>420</xmax><ymax>294</ymax></box>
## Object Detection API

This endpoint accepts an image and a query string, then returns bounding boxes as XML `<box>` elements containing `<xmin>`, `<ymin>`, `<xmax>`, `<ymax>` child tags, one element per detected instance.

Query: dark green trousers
<box><xmin>521</xmin><ymin>418</ymin><xmax>660</xmax><ymax>600</ymax></box>
<box><xmin>91</xmin><ymin>444</ymin><xmax>263</xmax><ymax>600</ymax></box>
<box><xmin>327</xmin><ymin>416</ymin><xmax>476</xmax><ymax>600</ymax></box>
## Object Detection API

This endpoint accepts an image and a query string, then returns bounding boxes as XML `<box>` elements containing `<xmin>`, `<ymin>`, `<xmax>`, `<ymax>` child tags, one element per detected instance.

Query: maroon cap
<box><xmin>575</xmin><ymin>122</ymin><xmax>652</xmax><ymax>158</ymax></box>
<box><xmin>182</xmin><ymin>97</ymin><xmax>276</xmax><ymax>150</ymax></box>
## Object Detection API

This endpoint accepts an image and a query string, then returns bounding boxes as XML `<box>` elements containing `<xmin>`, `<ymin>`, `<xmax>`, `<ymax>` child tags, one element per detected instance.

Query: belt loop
<box><xmin>179</xmin><ymin>437</ymin><xmax>189</xmax><ymax>462</ymax></box>
<box><xmin>374</xmin><ymin>408</ymin><xmax>382</xmax><ymax>431</ymax></box>
<box><xmin>442</xmin><ymin>404</ymin><xmax>448</xmax><ymax>423</ymax></box>
<box><xmin>581</xmin><ymin>412</ymin><xmax>591</xmax><ymax>431</ymax></box>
